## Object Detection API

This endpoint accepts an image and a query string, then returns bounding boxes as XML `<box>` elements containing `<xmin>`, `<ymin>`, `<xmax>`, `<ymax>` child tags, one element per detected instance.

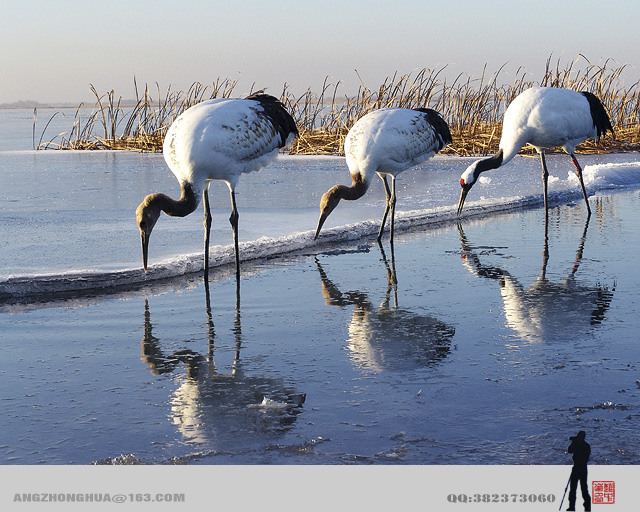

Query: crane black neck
<box><xmin>149</xmin><ymin>183</ymin><xmax>199</xmax><ymax>218</ymax></box>
<box><xmin>340</xmin><ymin>175</ymin><xmax>369</xmax><ymax>201</ymax></box>
<box><xmin>475</xmin><ymin>150</ymin><xmax>504</xmax><ymax>177</ymax></box>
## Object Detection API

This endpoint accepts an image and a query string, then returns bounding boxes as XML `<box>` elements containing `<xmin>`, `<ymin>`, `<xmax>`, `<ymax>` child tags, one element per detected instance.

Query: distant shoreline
<box><xmin>0</xmin><ymin>101</ymin><xmax>139</xmax><ymax>109</ymax></box>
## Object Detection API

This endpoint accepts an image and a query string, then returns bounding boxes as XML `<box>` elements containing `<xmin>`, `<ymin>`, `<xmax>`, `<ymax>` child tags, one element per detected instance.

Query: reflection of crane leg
<box><xmin>232</xmin><ymin>280</ymin><xmax>242</xmax><ymax>377</ymax></box>
<box><xmin>378</xmin><ymin>241</ymin><xmax>398</xmax><ymax>308</ymax></box>
<box><xmin>569</xmin><ymin>216</ymin><xmax>590</xmax><ymax>278</ymax></box>
<box><xmin>204</xmin><ymin>269</ymin><xmax>242</xmax><ymax>378</ymax></box>
<box><xmin>541</xmin><ymin>211</ymin><xmax>549</xmax><ymax>280</ymax></box>
<box><xmin>204</xmin><ymin>278</ymin><xmax>216</xmax><ymax>373</ymax></box>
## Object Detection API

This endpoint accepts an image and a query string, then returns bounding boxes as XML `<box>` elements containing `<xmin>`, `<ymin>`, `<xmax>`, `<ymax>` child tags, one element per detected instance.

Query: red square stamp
<box><xmin>592</xmin><ymin>481</ymin><xmax>615</xmax><ymax>504</ymax></box>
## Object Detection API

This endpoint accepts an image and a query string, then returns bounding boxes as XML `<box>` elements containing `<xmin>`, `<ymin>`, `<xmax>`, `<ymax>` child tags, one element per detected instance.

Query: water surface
<box><xmin>1</xmin><ymin>117</ymin><xmax>639</xmax><ymax>465</ymax></box>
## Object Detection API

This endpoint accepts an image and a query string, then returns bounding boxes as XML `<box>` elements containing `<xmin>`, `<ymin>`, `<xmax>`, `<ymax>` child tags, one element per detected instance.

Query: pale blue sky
<box><xmin>2</xmin><ymin>0</ymin><xmax>639</xmax><ymax>104</ymax></box>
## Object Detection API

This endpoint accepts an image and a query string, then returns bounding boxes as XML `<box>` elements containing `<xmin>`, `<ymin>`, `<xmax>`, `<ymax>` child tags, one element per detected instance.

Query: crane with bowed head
<box><xmin>457</xmin><ymin>87</ymin><xmax>614</xmax><ymax>217</ymax></box>
<box><xmin>136</xmin><ymin>93</ymin><xmax>298</xmax><ymax>282</ymax></box>
<box><xmin>314</xmin><ymin>107</ymin><xmax>452</xmax><ymax>243</ymax></box>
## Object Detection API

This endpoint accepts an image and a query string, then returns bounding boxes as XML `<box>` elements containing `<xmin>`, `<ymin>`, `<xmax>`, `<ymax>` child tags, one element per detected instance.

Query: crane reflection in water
<box><xmin>457</xmin><ymin>215</ymin><xmax>615</xmax><ymax>343</ymax></box>
<box><xmin>141</xmin><ymin>283</ymin><xmax>305</xmax><ymax>446</ymax></box>
<box><xmin>315</xmin><ymin>245</ymin><xmax>455</xmax><ymax>373</ymax></box>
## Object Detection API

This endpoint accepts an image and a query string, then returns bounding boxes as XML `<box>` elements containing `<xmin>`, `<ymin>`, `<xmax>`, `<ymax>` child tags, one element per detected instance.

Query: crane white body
<box><xmin>163</xmin><ymin>97</ymin><xmax>296</xmax><ymax>197</ymax></box>
<box><xmin>315</xmin><ymin>107</ymin><xmax>451</xmax><ymax>242</ymax></box>
<box><xmin>458</xmin><ymin>87</ymin><xmax>614</xmax><ymax>216</ymax></box>
<box><xmin>497</xmin><ymin>87</ymin><xmax>602</xmax><ymax>162</ymax></box>
<box><xmin>344</xmin><ymin>107</ymin><xmax>449</xmax><ymax>181</ymax></box>
<box><xmin>136</xmin><ymin>94</ymin><xmax>298</xmax><ymax>281</ymax></box>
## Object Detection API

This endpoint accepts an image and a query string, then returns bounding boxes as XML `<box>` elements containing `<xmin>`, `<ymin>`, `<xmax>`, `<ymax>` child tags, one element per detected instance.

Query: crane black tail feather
<box><xmin>414</xmin><ymin>108</ymin><xmax>453</xmax><ymax>150</ymax></box>
<box><xmin>247</xmin><ymin>93</ymin><xmax>299</xmax><ymax>147</ymax></box>
<box><xmin>580</xmin><ymin>91</ymin><xmax>615</xmax><ymax>140</ymax></box>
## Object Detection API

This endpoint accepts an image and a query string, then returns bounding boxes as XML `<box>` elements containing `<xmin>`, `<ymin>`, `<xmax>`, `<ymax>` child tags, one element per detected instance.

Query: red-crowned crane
<box><xmin>458</xmin><ymin>87</ymin><xmax>614</xmax><ymax>216</ymax></box>
<box><xmin>136</xmin><ymin>93</ymin><xmax>298</xmax><ymax>281</ymax></box>
<box><xmin>314</xmin><ymin>107</ymin><xmax>451</xmax><ymax>242</ymax></box>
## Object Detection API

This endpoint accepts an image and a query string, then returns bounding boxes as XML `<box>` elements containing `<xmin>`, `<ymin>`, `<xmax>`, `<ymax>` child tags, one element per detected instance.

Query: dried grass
<box><xmin>36</xmin><ymin>78</ymin><xmax>239</xmax><ymax>150</ymax></box>
<box><xmin>37</xmin><ymin>55</ymin><xmax>640</xmax><ymax>155</ymax></box>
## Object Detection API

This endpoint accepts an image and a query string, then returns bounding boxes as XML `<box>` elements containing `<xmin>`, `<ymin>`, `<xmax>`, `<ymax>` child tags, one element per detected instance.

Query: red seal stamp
<box><xmin>592</xmin><ymin>481</ymin><xmax>615</xmax><ymax>504</ymax></box>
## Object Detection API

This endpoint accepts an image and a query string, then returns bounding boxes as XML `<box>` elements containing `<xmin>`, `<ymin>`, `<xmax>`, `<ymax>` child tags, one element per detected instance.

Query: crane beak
<box><xmin>140</xmin><ymin>230</ymin><xmax>149</xmax><ymax>271</ymax></box>
<box><xmin>457</xmin><ymin>186</ymin><xmax>469</xmax><ymax>216</ymax></box>
<box><xmin>314</xmin><ymin>212</ymin><xmax>329</xmax><ymax>240</ymax></box>
<box><xmin>315</xmin><ymin>189</ymin><xmax>341</xmax><ymax>240</ymax></box>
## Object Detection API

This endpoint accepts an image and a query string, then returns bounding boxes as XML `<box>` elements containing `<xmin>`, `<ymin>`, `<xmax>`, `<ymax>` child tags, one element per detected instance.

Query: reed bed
<box><xmin>37</xmin><ymin>55</ymin><xmax>640</xmax><ymax>155</ymax></box>
<box><xmin>35</xmin><ymin>78</ymin><xmax>239</xmax><ymax>150</ymax></box>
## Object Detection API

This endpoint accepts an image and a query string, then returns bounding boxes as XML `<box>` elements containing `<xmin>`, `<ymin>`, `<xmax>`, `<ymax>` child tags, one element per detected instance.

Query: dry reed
<box><xmin>36</xmin><ymin>55</ymin><xmax>640</xmax><ymax>155</ymax></box>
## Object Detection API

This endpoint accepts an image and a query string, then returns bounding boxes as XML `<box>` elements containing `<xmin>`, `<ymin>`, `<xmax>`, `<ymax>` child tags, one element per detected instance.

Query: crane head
<box><xmin>136</xmin><ymin>198</ymin><xmax>161</xmax><ymax>271</ymax></box>
<box><xmin>457</xmin><ymin>179</ymin><xmax>475</xmax><ymax>216</ymax></box>
<box><xmin>457</xmin><ymin>162</ymin><xmax>480</xmax><ymax>215</ymax></box>
<box><xmin>314</xmin><ymin>186</ymin><xmax>343</xmax><ymax>240</ymax></box>
<box><xmin>458</xmin><ymin>151</ymin><xmax>504</xmax><ymax>215</ymax></box>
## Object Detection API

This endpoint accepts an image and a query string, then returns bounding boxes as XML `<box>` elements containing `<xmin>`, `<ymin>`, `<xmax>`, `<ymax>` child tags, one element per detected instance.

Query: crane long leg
<box><xmin>229</xmin><ymin>187</ymin><xmax>240</xmax><ymax>281</ymax></box>
<box><xmin>377</xmin><ymin>175</ymin><xmax>392</xmax><ymax>242</ymax></box>
<box><xmin>203</xmin><ymin>183</ymin><xmax>212</xmax><ymax>282</ymax></box>
<box><xmin>539</xmin><ymin>151</ymin><xmax>549</xmax><ymax>216</ymax></box>
<box><xmin>389</xmin><ymin>176</ymin><xmax>397</xmax><ymax>244</ymax></box>
<box><xmin>570</xmin><ymin>154</ymin><xmax>592</xmax><ymax>216</ymax></box>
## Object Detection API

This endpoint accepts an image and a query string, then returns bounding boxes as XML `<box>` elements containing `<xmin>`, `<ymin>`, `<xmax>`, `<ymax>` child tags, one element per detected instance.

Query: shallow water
<box><xmin>2</xmin><ymin>198</ymin><xmax>639</xmax><ymax>465</ymax></box>
<box><xmin>1</xmin><ymin>116</ymin><xmax>640</xmax><ymax>465</ymax></box>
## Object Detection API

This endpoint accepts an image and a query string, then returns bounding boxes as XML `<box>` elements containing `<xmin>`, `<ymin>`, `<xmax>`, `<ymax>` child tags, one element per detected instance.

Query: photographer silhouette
<box><xmin>566</xmin><ymin>430</ymin><xmax>591</xmax><ymax>511</ymax></box>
